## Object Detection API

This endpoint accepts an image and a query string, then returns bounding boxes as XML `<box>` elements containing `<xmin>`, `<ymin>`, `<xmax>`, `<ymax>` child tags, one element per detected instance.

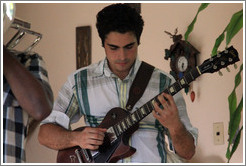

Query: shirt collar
<box><xmin>92</xmin><ymin>57</ymin><xmax>142</xmax><ymax>81</ymax></box>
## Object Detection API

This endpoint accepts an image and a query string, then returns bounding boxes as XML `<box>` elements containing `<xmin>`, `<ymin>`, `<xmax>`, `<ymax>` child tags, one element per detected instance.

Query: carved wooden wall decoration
<box><xmin>76</xmin><ymin>26</ymin><xmax>91</xmax><ymax>69</ymax></box>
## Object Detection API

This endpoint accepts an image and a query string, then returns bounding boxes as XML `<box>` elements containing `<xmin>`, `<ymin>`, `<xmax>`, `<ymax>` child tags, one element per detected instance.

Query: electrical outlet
<box><xmin>213</xmin><ymin>122</ymin><xmax>224</xmax><ymax>145</ymax></box>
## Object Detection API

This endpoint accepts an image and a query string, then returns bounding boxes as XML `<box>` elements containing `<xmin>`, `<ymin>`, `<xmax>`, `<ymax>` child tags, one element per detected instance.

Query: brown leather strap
<box><xmin>126</xmin><ymin>61</ymin><xmax>155</xmax><ymax>111</ymax></box>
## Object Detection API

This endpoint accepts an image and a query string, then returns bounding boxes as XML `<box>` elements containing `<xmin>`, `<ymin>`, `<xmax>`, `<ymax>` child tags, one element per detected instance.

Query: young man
<box><xmin>38</xmin><ymin>3</ymin><xmax>198</xmax><ymax>163</ymax></box>
<box><xmin>3</xmin><ymin>46</ymin><xmax>53</xmax><ymax>162</ymax></box>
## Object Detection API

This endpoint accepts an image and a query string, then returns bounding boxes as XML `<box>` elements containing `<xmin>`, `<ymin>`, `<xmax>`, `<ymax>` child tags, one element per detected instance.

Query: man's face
<box><xmin>104</xmin><ymin>31</ymin><xmax>138</xmax><ymax>80</ymax></box>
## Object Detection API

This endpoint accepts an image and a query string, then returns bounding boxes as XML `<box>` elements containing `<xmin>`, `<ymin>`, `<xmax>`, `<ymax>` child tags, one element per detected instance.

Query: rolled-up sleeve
<box><xmin>40</xmin><ymin>73</ymin><xmax>81</xmax><ymax>129</ymax></box>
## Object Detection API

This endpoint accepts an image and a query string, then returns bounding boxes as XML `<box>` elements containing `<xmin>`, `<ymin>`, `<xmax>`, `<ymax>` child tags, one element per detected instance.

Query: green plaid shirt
<box><xmin>42</xmin><ymin>58</ymin><xmax>198</xmax><ymax>163</ymax></box>
<box><xmin>3</xmin><ymin>50</ymin><xmax>53</xmax><ymax>163</ymax></box>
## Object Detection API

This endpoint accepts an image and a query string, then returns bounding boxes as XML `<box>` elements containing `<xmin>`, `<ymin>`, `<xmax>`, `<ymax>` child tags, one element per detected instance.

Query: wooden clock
<box><xmin>164</xmin><ymin>29</ymin><xmax>199</xmax><ymax>80</ymax></box>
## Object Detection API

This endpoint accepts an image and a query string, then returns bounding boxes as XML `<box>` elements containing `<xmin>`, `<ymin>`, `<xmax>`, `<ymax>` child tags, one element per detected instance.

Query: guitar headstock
<box><xmin>199</xmin><ymin>46</ymin><xmax>240</xmax><ymax>74</ymax></box>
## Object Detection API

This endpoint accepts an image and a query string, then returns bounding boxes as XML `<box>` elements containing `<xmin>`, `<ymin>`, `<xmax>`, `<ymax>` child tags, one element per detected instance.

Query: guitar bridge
<box><xmin>75</xmin><ymin>148</ymin><xmax>93</xmax><ymax>163</ymax></box>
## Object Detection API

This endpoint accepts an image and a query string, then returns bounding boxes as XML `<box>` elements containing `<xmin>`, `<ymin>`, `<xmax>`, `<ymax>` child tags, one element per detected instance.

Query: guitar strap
<box><xmin>125</xmin><ymin>61</ymin><xmax>155</xmax><ymax>111</ymax></box>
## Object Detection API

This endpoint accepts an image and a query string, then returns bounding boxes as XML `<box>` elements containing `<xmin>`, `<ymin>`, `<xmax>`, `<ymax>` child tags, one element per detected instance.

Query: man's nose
<box><xmin>118</xmin><ymin>48</ymin><xmax>127</xmax><ymax>60</ymax></box>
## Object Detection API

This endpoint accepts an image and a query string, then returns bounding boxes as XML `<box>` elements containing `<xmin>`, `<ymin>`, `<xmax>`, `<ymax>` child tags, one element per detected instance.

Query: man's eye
<box><xmin>125</xmin><ymin>45</ymin><xmax>134</xmax><ymax>49</ymax></box>
<box><xmin>110</xmin><ymin>47</ymin><xmax>118</xmax><ymax>50</ymax></box>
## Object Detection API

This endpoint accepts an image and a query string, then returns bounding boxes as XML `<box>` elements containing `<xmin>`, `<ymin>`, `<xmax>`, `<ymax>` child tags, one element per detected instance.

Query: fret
<box><xmin>166</xmin><ymin>88</ymin><xmax>171</xmax><ymax>95</ymax></box>
<box><xmin>121</xmin><ymin>121</ymin><xmax>127</xmax><ymax>131</ymax></box>
<box><xmin>147</xmin><ymin>101</ymin><xmax>154</xmax><ymax>112</ymax></box>
<box><xmin>135</xmin><ymin>110</ymin><xmax>141</xmax><ymax>120</ymax></box>
<box><xmin>174</xmin><ymin>82</ymin><xmax>182</xmax><ymax>92</ymax></box>
<box><xmin>191</xmin><ymin>67</ymin><xmax>201</xmax><ymax>79</ymax></box>
<box><xmin>185</xmin><ymin>68</ymin><xmax>201</xmax><ymax>83</ymax></box>
<box><xmin>177</xmin><ymin>80</ymin><xmax>183</xmax><ymax>89</ymax></box>
<box><xmin>140</xmin><ymin>107</ymin><xmax>146</xmax><ymax>116</ymax></box>
<box><xmin>137</xmin><ymin>109</ymin><xmax>144</xmax><ymax>119</ymax></box>
<box><xmin>184</xmin><ymin>73</ymin><xmax>191</xmax><ymax>84</ymax></box>
<box><xmin>131</xmin><ymin>113</ymin><xmax>137</xmax><ymax>122</ymax></box>
<box><xmin>113</xmin><ymin>125</ymin><xmax>119</xmax><ymax>136</ymax></box>
<box><xmin>162</xmin><ymin>89</ymin><xmax>169</xmax><ymax>95</ymax></box>
<box><xmin>143</xmin><ymin>104</ymin><xmax>151</xmax><ymax>114</ymax></box>
<box><xmin>189</xmin><ymin>71</ymin><xmax>195</xmax><ymax>81</ymax></box>
<box><xmin>154</xmin><ymin>97</ymin><xmax>161</xmax><ymax>106</ymax></box>
<box><xmin>125</xmin><ymin>116</ymin><xmax>132</xmax><ymax>127</ymax></box>
<box><xmin>122</xmin><ymin>119</ymin><xmax>128</xmax><ymax>129</ymax></box>
<box><xmin>151</xmin><ymin>99</ymin><xmax>156</xmax><ymax>107</ymax></box>
<box><xmin>117</xmin><ymin>124</ymin><xmax>123</xmax><ymax>134</ymax></box>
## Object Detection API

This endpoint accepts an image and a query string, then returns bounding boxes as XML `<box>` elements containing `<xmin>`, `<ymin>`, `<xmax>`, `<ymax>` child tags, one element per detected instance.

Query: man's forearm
<box><xmin>38</xmin><ymin>123</ymin><xmax>78</xmax><ymax>150</ymax></box>
<box><xmin>168</xmin><ymin>122</ymin><xmax>196</xmax><ymax>160</ymax></box>
<box><xmin>3</xmin><ymin>47</ymin><xmax>53</xmax><ymax>121</ymax></box>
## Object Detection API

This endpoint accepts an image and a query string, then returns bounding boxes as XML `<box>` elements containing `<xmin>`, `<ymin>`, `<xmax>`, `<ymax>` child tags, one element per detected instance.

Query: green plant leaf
<box><xmin>230</xmin><ymin>126</ymin><xmax>243</xmax><ymax>158</ymax></box>
<box><xmin>227</xmin><ymin>126</ymin><xmax>243</xmax><ymax>162</ymax></box>
<box><xmin>184</xmin><ymin>3</ymin><xmax>209</xmax><ymax>41</ymax></box>
<box><xmin>228</xmin><ymin>89</ymin><xmax>237</xmax><ymax>121</ymax></box>
<box><xmin>211</xmin><ymin>30</ymin><xmax>226</xmax><ymax>56</ymax></box>
<box><xmin>211</xmin><ymin>9</ymin><xmax>243</xmax><ymax>56</ymax></box>
<box><xmin>226</xmin><ymin>143</ymin><xmax>231</xmax><ymax>160</ymax></box>
<box><xmin>226</xmin><ymin>64</ymin><xmax>243</xmax><ymax>162</ymax></box>
<box><xmin>235</xmin><ymin>64</ymin><xmax>243</xmax><ymax>88</ymax></box>
<box><xmin>228</xmin><ymin>64</ymin><xmax>243</xmax><ymax>130</ymax></box>
<box><xmin>226</xmin><ymin>9</ymin><xmax>243</xmax><ymax>45</ymax></box>
<box><xmin>228</xmin><ymin>96</ymin><xmax>243</xmax><ymax>144</ymax></box>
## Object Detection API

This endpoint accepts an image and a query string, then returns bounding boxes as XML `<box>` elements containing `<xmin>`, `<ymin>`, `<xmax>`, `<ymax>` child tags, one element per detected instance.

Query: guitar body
<box><xmin>57</xmin><ymin>107</ymin><xmax>139</xmax><ymax>163</ymax></box>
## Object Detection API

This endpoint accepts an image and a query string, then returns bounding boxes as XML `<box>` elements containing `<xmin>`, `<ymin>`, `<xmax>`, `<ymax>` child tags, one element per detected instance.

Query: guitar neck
<box><xmin>112</xmin><ymin>66</ymin><xmax>202</xmax><ymax>137</ymax></box>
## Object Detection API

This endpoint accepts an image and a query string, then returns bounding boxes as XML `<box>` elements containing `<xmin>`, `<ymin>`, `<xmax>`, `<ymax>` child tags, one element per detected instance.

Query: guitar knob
<box><xmin>229</xmin><ymin>58</ymin><xmax>233</xmax><ymax>62</ymax></box>
<box><xmin>213</xmin><ymin>65</ymin><xmax>217</xmax><ymax>70</ymax></box>
<box><xmin>218</xmin><ymin>71</ymin><xmax>223</xmax><ymax>76</ymax></box>
<box><xmin>221</xmin><ymin>61</ymin><xmax>225</xmax><ymax>66</ymax></box>
<box><xmin>111</xmin><ymin>113</ymin><xmax>117</xmax><ymax>119</ymax></box>
<box><xmin>224</xmin><ymin>49</ymin><xmax>228</xmax><ymax>54</ymax></box>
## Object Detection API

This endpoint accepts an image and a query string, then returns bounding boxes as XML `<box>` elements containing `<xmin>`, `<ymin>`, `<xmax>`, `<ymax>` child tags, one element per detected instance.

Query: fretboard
<box><xmin>112</xmin><ymin>66</ymin><xmax>202</xmax><ymax>137</ymax></box>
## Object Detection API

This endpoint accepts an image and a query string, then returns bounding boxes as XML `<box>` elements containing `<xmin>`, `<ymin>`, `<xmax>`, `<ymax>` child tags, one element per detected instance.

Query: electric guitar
<box><xmin>57</xmin><ymin>46</ymin><xmax>239</xmax><ymax>163</ymax></box>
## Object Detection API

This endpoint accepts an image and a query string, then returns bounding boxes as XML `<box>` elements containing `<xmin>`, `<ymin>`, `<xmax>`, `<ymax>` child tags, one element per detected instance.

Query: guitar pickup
<box><xmin>107</xmin><ymin>127</ymin><xmax>117</xmax><ymax>143</ymax></box>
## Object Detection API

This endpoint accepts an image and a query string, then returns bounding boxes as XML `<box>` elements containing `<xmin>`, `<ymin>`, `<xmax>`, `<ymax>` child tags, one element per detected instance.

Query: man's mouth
<box><xmin>116</xmin><ymin>61</ymin><xmax>128</xmax><ymax>66</ymax></box>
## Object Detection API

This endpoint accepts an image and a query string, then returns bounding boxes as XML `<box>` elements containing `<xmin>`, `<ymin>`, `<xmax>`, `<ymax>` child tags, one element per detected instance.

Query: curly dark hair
<box><xmin>96</xmin><ymin>3</ymin><xmax>144</xmax><ymax>47</ymax></box>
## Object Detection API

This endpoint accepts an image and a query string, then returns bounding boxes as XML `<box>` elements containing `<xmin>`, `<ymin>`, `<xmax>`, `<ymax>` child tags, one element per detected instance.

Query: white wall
<box><xmin>11</xmin><ymin>2</ymin><xmax>244</xmax><ymax>163</ymax></box>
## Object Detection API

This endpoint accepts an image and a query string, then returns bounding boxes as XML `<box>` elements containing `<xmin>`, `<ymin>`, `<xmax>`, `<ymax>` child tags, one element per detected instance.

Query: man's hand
<box><xmin>152</xmin><ymin>93</ymin><xmax>196</xmax><ymax>160</ymax></box>
<box><xmin>74</xmin><ymin>127</ymin><xmax>107</xmax><ymax>150</ymax></box>
<box><xmin>39</xmin><ymin>124</ymin><xmax>107</xmax><ymax>151</ymax></box>
<box><xmin>152</xmin><ymin>93</ymin><xmax>182</xmax><ymax>130</ymax></box>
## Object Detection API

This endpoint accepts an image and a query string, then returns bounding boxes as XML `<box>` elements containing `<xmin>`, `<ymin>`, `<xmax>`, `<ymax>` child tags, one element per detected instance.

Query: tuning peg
<box><xmin>226</xmin><ymin>67</ymin><xmax>231</xmax><ymax>72</ymax></box>
<box><xmin>234</xmin><ymin>64</ymin><xmax>238</xmax><ymax>69</ymax></box>
<box><xmin>218</xmin><ymin>71</ymin><xmax>223</xmax><ymax>76</ymax></box>
<box><xmin>224</xmin><ymin>47</ymin><xmax>229</xmax><ymax>53</ymax></box>
<box><xmin>217</xmin><ymin>51</ymin><xmax>221</xmax><ymax>57</ymax></box>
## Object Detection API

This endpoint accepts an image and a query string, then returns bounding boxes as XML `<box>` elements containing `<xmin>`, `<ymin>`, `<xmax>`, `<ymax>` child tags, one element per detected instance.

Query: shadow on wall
<box><xmin>189</xmin><ymin>146</ymin><xmax>225</xmax><ymax>163</ymax></box>
<box><xmin>190</xmin><ymin>155</ymin><xmax>225</xmax><ymax>163</ymax></box>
